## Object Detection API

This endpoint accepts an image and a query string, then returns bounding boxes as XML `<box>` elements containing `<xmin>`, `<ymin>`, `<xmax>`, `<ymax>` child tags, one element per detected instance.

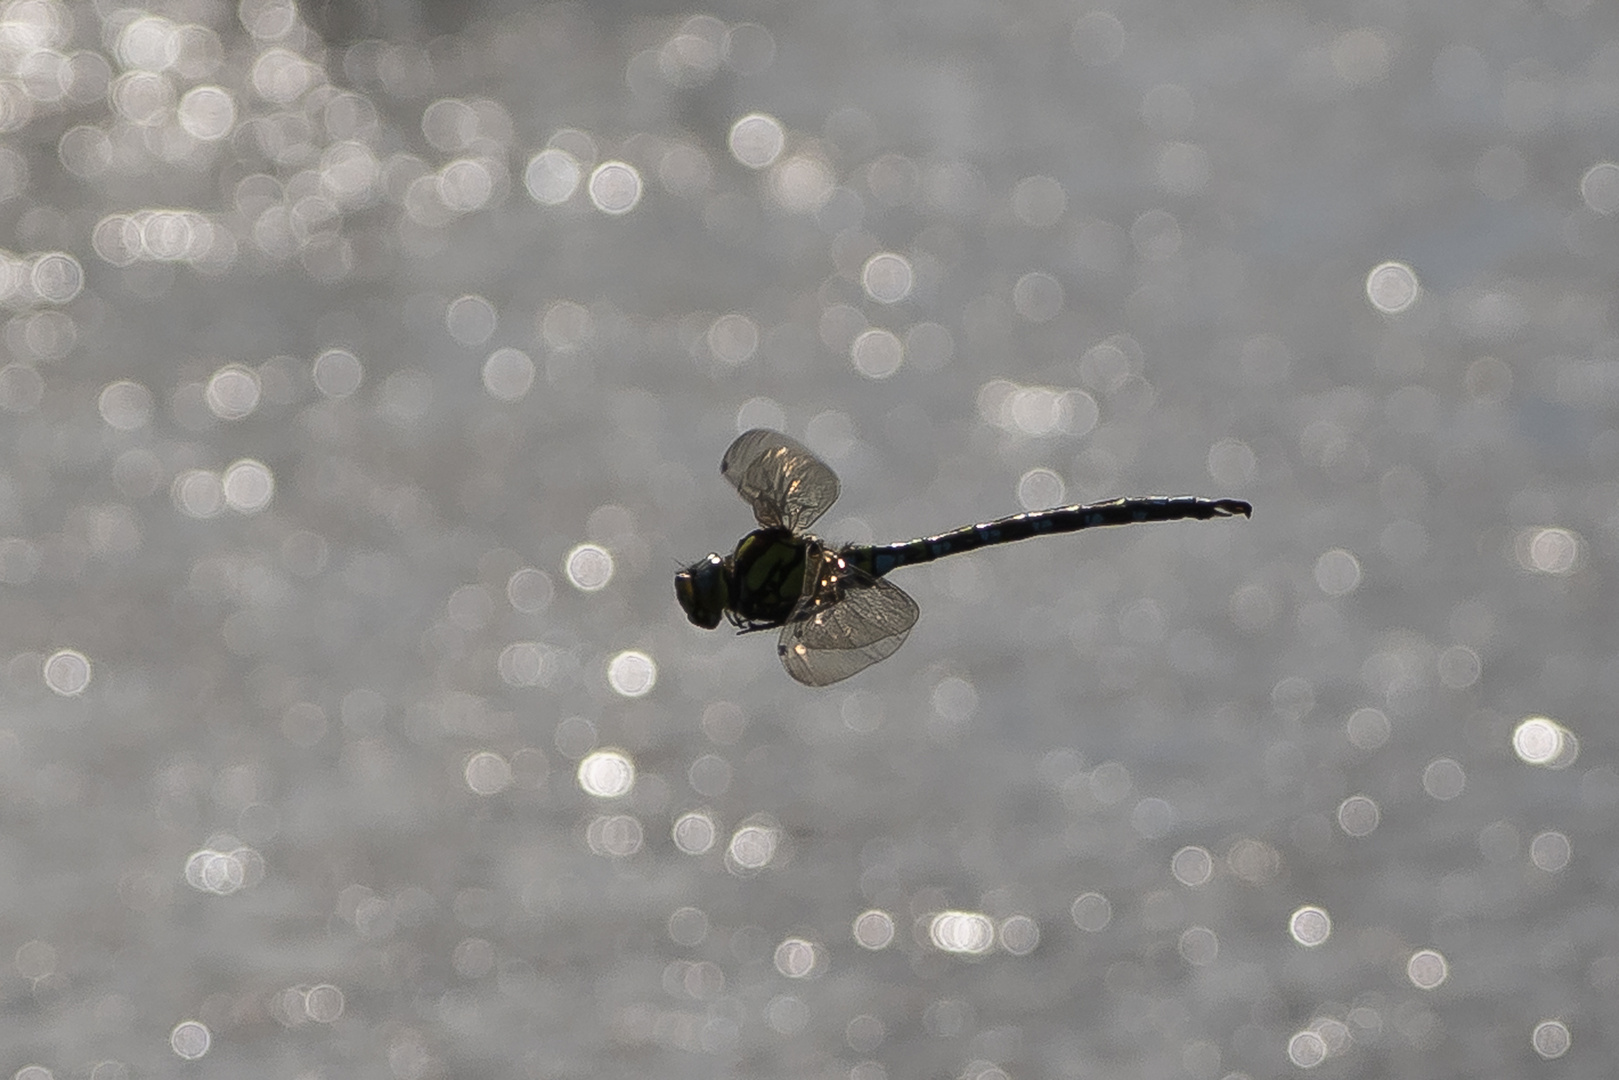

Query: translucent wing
<box><xmin>777</xmin><ymin>547</ymin><xmax>920</xmax><ymax>686</ymax></box>
<box><xmin>721</xmin><ymin>429</ymin><xmax>840</xmax><ymax>533</ymax></box>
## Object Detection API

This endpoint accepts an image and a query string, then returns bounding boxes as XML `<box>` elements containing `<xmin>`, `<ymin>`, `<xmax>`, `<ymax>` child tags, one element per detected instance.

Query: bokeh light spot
<box><xmin>464</xmin><ymin>751</ymin><xmax>511</xmax><ymax>795</ymax></box>
<box><xmin>312</xmin><ymin>348</ymin><xmax>363</xmax><ymax>398</ymax></box>
<box><xmin>586</xmin><ymin>814</ymin><xmax>643</xmax><ymax>857</ymax></box>
<box><xmin>43</xmin><ymin>649</ymin><xmax>91</xmax><ymax>696</ymax></box>
<box><xmin>928</xmin><ymin>911</ymin><xmax>996</xmax><ymax>955</ymax></box>
<box><xmin>446</xmin><ymin>294</ymin><xmax>496</xmax><ymax>345</ymax></box>
<box><xmin>1531</xmin><ymin>1019</ymin><xmax>1571</xmax><ymax>1059</ymax></box>
<box><xmin>1345</xmin><ymin>706</ymin><xmax>1391</xmax><ymax>750</ymax></box>
<box><xmin>1580</xmin><ymin>162</ymin><xmax>1619</xmax><ymax>214</ymax></box>
<box><xmin>853</xmin><ymin>909</ymin><xmax>895</xmax><ymax>949</ymax></box>
<box><xmin>861</xmin><ymin>252</ymin><xmax>913</xmax><ymax>304</ymax></box>
<box><xmin>222</xmin><ymin>460</ymin><xmax>274</xmax><ymax>513</ymax></box>
<box><xmin>668</xmin><ymin>906</ymin><xmax>709</xmax><ymax>946</ymax></box>
<box><xmin>1178</xmin><ymin>926</ymin><xmax>1218</xmax><ymax>965</ymax></box>
<box><xmin>729</xmin><ymin>112</ymin><xmax>784</xmax><ymax>168</ymax></box>
<box><xmin>1286</xmin><ymin>1030</ymin><xmax>1326</xmax><ymax>1069</ymax></box>
<box><xmin>1171</xmin><ymin>845</ymin><xmax>1213</xmax><ymax>886</ymax></box>
<box><xmin>1528</xmin><ymin>830</ymin><xmax>1570</xmax><ymax>873</ymax></box>
<box><xmin>1436</xmin><ymin>645</ymin><xmax>1481</xmax><ymax>689</ymax></box>
<box><xmin>672</xmin><ymin>811</ymin><xmax>717</xmax><ymax>854</ymax></box>
<box><xmin>98</xmin><ymin>380</ymin><xmax>153</xmax><ymax>430</ymax></box>
<box><xmin>1016</xmin><ymin>468</ymin><xmax>1065</xmax><ymax>512</ymax></box>
<box><xmin>170</xmin><ymin>1020</ymin><xmax>210</xmax><ymax>1060</ymax></box>
<box><xmin>577</xmin><ymin>749</ymin><xmax>635</xmax><ymax>798</ymax></box>
<box><xmin>525</xmin><ymin>148</ymin><xmax>581</xmax><ymax>205</ymax></box>
<box><xmin>1516</xmin><ymin>526</ymin><xmax>1579</xmax><ymax>574</ymax></box>
<box><xmin>1011</xmin><ymin>175</ymin><xmax>1066</xmax><ymax>226</ymax></box>
<box><xmin>726</xmin><ymin>818</ymin><xmax>780</xmax><ymax>873</ymax></box>
<box><xmin>771</xmin><ymin>152</ymin><xmax>834</xmax><ymax>212</ymax></box>
<box><xmin>1366</xmin><ymin>261</ymin><xmax>1420</xmax><ymax>313</ymax></box>
<box><xmin>707</xmin><ymin>312</ymin><xmax>759</xmax><ymax>364</ymax></box>
<box><xmin>30</xmin><ymin>252</ymin><xmax>82</xmax><ymax>302</ymax></box>
<box><xmin>1070</xmin><ymin>892</ymin><xmax>1111</xmax><ymax>931</ymax></box>
<box><xmin>850</xmin><ymin>328</ymin><xmax>903</xmax><ymax>379</ymax></box>
<box><xmin>205</xmin><ymin>365</ymin><xmax>261</xmax><ymax>419</ymax></box>
<box><xmin>481</xmin><ymin>347</ymin><xmax>535</xmax><ymax>401</ymax></box>
<box><xmin>506</xmin><ymin>567</ymin><xmax>554</xmax><ymax>613</ymax></box>
<box><xmin>1512</xmin><ymin>716</ymin><xmax>1578</xmax><ymax>768</ymax></box>
<box><xmin>1012</xmin><ymin>272</ymin><xmax>1064</xmax><ymax>322</ymax></box>
<box><xmin>587</xmin><ymin>161</ymin><xmax>642</xmax><ymax>214</ymax></box>
<box><xmin>999</xmin><ymin>915</ymin><xmax>1039</xmax><ymax>956</ymax></box>
<box><xmin>1337</xmin><ymin>794</ymin><xmax>1380</xmax><ymax>836</ymax></box>
<box><xmin>1314</xmin><ymin>548</ymin><xmax>1362</xmax><ymax>596</ymax></box>
<box><xmin>173</xmin><ymin>470</ymin><xmax>225</xmax><ymax>518</ymax></box>
<box><xmin>1289</xmin><ymin>905</ymin><xmax>1331</xmax><ymax>946</ymax></box>
<box><xmin>1072</xmin><ymin>11</ymin><xmax>1125</xmax><ymax>66</ymax></box>
<box><xmin>1407</xmin><ymin>948</ymin><xmax>1448</xmax><ymax>989</ymax></box>
<box><xmin>606</xmin><ymin>650</ymin><xmax>656</xmax><ymax>697</ymax></box>
<box><xmin>565</xmin><ymin>544</ymin><xmax>614</xmax><ymax>591</ymax></box>
<box><xmin>773</xmin><ymin>937</ymin><xmax>820</xmax><ymax>977</ymax></box>
<box><xmin>1422</xmin><ymin>757</ymin><xmax>1465</xmax><ymax>800</ymax></box>
<box><xmin>176</xmin><ymin>85</ymin><xmax>235</xmax><ymax>139</ymax></box>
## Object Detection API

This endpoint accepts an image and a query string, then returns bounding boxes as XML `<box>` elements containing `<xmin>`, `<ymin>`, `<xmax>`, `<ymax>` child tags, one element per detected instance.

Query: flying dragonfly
<box><xmin>676</xmin><ymin>429</ymin><xmax>1252</xmax><ymax>686</ymax></box>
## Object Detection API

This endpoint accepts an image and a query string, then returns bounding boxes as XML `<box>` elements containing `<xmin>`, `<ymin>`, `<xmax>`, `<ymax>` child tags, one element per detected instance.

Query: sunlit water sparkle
<box><xmin>0</xmin><ymin>0</ymin><xmax>1608</xmax><ymax>1077</ymax></box>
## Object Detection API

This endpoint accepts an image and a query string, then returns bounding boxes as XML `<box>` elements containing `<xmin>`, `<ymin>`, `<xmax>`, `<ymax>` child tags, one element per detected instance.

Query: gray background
<box><xmin>2</xmin><ymin>0</ymin><xmax>1616</xmax><ymax>1076</ymax></box>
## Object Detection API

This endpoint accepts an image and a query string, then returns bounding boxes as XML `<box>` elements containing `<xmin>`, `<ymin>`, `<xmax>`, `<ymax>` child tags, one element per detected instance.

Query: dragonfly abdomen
<box><xmin>851</xmin><ymin>496</ymin><xmax>1252</xmax><ymax>578</ymax></box>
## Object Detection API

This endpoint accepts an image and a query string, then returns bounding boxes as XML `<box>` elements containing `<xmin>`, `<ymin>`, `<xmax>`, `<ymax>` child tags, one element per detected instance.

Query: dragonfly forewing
<box><xmin>721</xmin><ymin>429</ymin><xmax>840</xmax><ymax>532</ymax></box>
<box><xmin>777</xmin><ymin>548</ymin><xmax>920</xmax><ymax>686</ymax></box>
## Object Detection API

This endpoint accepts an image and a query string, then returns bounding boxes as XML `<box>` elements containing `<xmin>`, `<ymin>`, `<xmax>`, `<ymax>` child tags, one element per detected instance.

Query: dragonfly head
<box><xmin>675</xmin><ymin>553</ymin><xmax>729</xmax><ymax>629</ymax></box>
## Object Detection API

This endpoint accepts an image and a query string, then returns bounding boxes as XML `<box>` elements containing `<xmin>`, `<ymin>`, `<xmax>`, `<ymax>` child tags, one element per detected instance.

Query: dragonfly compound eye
<box><xmin>675</xmin><ymin>553</ymin><xmax>728</xmax><ymax>629</ymax></box>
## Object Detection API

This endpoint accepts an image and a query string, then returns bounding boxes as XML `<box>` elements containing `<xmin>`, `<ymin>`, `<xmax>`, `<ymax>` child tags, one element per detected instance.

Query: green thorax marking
<box><xmin>730</xmin><ymin>528</ymin><xmax>814</xmax><ymax>628</ymax></box>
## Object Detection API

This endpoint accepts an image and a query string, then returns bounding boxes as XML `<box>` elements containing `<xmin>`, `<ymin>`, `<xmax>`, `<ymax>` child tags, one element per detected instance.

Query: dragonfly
<box><xmin>676</xmin><ymin>429</ymin><xmax>1252</xmax><ymax>686</ymax></box>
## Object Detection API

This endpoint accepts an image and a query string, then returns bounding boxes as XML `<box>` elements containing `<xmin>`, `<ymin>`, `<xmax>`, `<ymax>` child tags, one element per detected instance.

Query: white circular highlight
<box><xmin>565</xmin><ymin>544</ymin><xmax>614</xmax><ymax>591</ymax></box>
<box><xmin>1337</xmin><ymin>794</ymin><xmax>1380</xmax><ymax>836</ymax></box>
<box><xmin>728</xmin><ymin>112</ymin><xmax>784</xmax><ymax>168</ymax></box>
<box><xmin>726</xmin><ymin>821</ymin><xmax>780</xmax><ymax>872</ymax></box>
<box><xmin>98</xmin><ymin>380</ymin><xmax>154</xmax><ymax>430</ymax></box>
<box><xmin>852</xmin><ymin>909</ymin><xmax>895</xmax><ymax>950</ymax></box>
<box><xmin>928</xmin><ymin>911</ymin><xmax>996</xmax><ymax>955</ymax></box>
<box><xmin>1366</xmin><ymin>261</ymin><xmax>1420</xmax><ymax>313</ymax></box>
<box><xmin>577</xmin><ymin>749</ymin><xmax>635</xmax><ymax>798</ymax></box>
<box><xmin>205</xmin><ymin>365</ymin><xmax>260</xmax><ymax>419</ymax></box>
<box><xmin>222</xmin><ymin>459</ymin><xmax>274</xmax><ymax>513</ymax></box>
<box><xmin>672</xmin><ymin>810</ymin><xmax>717</xmax><ymax>854</ymax></box>
<box><xmin>464</xmin><ymin>751</ymin><xmax>512</xmax><ymax>795</ymax></box>
<box><xmin>1531</xmin><ymin>1019</ymin><xmax>1571</xmax><ymax>1059</ymax></box>
<box><xmin>861</xmin><ymin>253</ymin><xmax>914</xmax><ymax>304</ymax></box>
<box><xmin>1512</xmin><ymin>716</ymin><xmax>1578</xmax><ymax>768</ymax></box>
<box><xmin>607</xmin><ymin>650</ymin><xmax>656</xmax><ymax>697</ymax></box>
<box><xmin>312</xmin><ymin>348</ymin><xmax>363</xmax><ymax>398</ymax></box>
<box><xmin>170</xmin><ymin>1020</ymin><xmax>211</xmax><ymax>1060</ymax></box>
<box><xmin>1070</xmin><ymin>892</ymin><xmax>1112</xmax><ymax>932</ymax></box>
<box><xmin>525</xmin><ymin>148</ymin><xmax>581</xmax><ymax>205</ymax></box>
<box><xmin>1289</xmin><ymin>905</ymin><xmax>1331</xmax><ymax>946</ymax></box>
<box><xmin>773</xmin><ymin>937</ymin><xmax>820</xmax><ymax>978</ymax></box>
<box><xmin>1170</xmin><ymin>846</ymin><xmax>1213</xmax><ymax>886</ymax></box>
<box><xmin>1407</xmin><ymin>948</ymin><xmax>1448</xmax><ymax>989</ymax></box>
<box><xmin>588</xmin><ymin>161</ymin><xmax>642</xmax><ymax>214</ymax></box>
<box><xmin>481</xmin><ymin>347</ymin><xmax>535</xmax><ymax>401</ymax></box>
<box><xmin>850</xmin><ymin>328</ymin><xmax>903</xmax><ymax>379</ymax></box>
<box><xmin>43</xmin><ymin>649</ymin><xmax>92</xmax><ymax>696</ymax></box>
<box><xmin>1529</xmin><ymin>830</ymin><xmax>1571</xmax><ymax>873</ymax></box>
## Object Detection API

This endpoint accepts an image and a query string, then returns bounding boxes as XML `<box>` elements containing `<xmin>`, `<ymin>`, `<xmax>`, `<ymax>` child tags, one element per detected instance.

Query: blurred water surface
<box><xmin>2</xmin><ymin>0</ymin><xmax>1617</xmax><ymax>1077</ymax></box>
